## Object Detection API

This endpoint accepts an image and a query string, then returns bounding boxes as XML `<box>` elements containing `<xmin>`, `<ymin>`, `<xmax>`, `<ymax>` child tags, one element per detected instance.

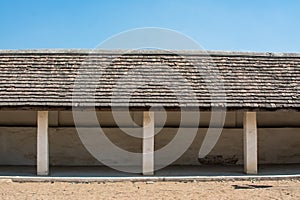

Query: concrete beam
<box><xmin>142</xmin><ymin>111</ymin><xmax>154</xmax><ymax>175</ymax></box>
<box><xmin>37</xmin><ymin>111</ymin><xmax>49</xmax><ymax>176</ymax></box>
<box><xmin>243</xmin><ymin>112</ymin><xmax>258</xmax><ymax>174</ymax></box>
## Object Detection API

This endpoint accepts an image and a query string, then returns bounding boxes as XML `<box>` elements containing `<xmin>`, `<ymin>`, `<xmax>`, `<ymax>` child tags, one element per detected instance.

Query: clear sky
<box><xmin>1</xmin><ymin>0</ymin><xmax>300</xmax><ymax>52</ymax></box>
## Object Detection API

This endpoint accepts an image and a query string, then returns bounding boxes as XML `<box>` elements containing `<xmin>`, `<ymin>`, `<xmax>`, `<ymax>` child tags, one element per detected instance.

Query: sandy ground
<box><xmin>0</xmin><ymin>179</ymin><xmax>299</xmax><ymax>200</ymax></box>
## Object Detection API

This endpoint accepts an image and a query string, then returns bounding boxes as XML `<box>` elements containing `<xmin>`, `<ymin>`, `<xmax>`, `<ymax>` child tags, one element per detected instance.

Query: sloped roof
<box><xmin>0</xmin><ymin>49</ymin><xmax>299</xmax><ymax>111</ymax></box>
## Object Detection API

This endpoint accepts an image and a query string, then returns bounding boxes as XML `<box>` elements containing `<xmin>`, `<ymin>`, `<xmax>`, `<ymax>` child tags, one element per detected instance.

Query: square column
<box><xmin>37</xmin><ymin>111</ymin><xmax>49</xmax><ymax>175</ymax></box>
<box><xmin>243</xmin><ymin>112</ymin><xmax>258</xmax><ymax>174</ymax></box>
<box><xmin>142</xmin><ymin>111</ymin><xmax>154</xmax><ymax>175</ymax></box>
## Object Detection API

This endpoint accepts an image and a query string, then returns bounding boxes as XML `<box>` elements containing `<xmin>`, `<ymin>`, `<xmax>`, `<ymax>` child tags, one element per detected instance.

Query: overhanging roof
<box><xmin>0</xmin><ymin>49</ymin><xmax>299</xmax><ymax>111</ymax></box>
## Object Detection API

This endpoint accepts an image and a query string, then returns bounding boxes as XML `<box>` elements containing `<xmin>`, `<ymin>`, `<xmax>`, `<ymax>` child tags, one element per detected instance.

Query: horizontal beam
<box><xmin>0</xmin><ymin>106</ymin><xmax>298</xmax><ymax>112</ymax></box>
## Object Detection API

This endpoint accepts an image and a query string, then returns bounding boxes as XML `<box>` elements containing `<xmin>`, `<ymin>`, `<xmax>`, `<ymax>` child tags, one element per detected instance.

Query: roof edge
<box><xmin>0</xmin><ymin>49</ymin><xmax>300</xmax><ymax>58</ymax></box>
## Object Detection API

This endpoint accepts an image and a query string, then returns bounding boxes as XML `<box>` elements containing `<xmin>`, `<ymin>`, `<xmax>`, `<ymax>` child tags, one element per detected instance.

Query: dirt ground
<box><xmin>0</xmin><ymin>179</ymin><xmax>299</xmax><ymax>200</ymax></box>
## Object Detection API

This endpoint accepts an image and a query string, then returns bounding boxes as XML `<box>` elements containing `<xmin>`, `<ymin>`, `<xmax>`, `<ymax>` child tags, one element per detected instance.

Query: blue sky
<box><xmin>1</xmin><ymin>0</ymin><xmax>300</xmax><ymax>52</ymax></box>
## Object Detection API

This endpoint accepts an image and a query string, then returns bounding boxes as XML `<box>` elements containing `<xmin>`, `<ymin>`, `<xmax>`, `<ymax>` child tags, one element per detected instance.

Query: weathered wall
<box><xmin>0</xmin><ymin>111</ymin><xmax>299</xmax><ymax>166</ymax></box>
<box><xmin>0</xmin><ymin>126</ymin><xmax>299</xmax><ymax>166</ymax></box>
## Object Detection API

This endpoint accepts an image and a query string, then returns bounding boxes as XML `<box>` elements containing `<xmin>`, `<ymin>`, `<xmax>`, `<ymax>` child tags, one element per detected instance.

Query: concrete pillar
<box><xmin>37</xmin><ymin>111</ymin><xmax>49</xmax><ymax>175</ymax></box>
<box><xmin>142</xmin><ymin>111</ymin><xmax>154</xmax><ymax>175</ymax></box>
<box><xmin>243</xmin><ymin>112</ymin><xmax>258</xmax><ymax>174</ymax></box>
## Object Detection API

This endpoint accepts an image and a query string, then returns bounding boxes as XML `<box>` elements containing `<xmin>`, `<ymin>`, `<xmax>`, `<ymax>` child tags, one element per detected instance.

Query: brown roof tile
<box><xmin>0</xmin><ymin>49</ymin><xmax>299</xmax><ymax>111</ymax></box>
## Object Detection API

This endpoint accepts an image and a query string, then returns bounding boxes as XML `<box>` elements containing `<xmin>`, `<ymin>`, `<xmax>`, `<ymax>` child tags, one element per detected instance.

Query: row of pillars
<box><xmin>36</xmin><ymin>111</ymin><xmax>257</xmax><ymax>176</ymax></box>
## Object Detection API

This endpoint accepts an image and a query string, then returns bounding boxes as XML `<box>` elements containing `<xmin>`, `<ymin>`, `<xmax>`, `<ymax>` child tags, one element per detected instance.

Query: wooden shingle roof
<box><xmin>0</xmin><ymin>49</ymin><xmax>299</xmax><ymax>111</ymax></box>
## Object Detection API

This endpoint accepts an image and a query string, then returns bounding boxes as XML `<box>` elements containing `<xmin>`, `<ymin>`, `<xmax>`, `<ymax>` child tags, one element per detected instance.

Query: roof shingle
<box><xmin>0</xmin><ymin>50</ymin><xmax>299</xmax><ymax>111</ymax></box>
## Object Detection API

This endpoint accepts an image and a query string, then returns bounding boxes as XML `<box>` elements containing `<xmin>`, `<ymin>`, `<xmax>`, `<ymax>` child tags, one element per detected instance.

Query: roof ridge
<box><xmin>0</xmin><ymin>49</ymin><xmax>300</xmax><ymax>58</ymax></box>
